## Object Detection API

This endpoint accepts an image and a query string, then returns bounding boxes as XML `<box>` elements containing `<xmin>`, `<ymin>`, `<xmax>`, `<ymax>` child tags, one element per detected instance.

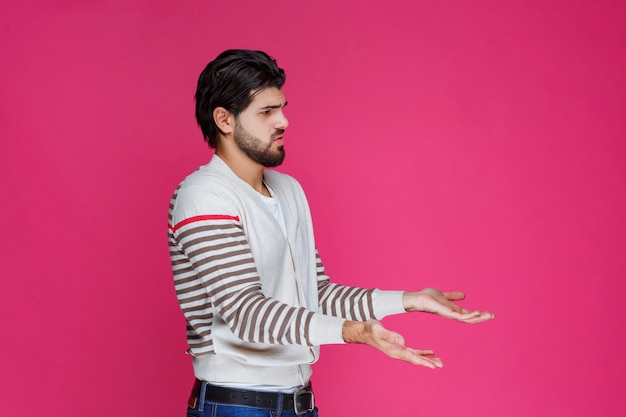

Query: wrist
<box><xmin>341</xmin><ymin>320</ymin><xmax>364</xmax><ymax>343</ymax></box>
<box><xmin>402</xmin><ymin>291</ymin><xmax>422</xmax><ymax>312</ymax></box>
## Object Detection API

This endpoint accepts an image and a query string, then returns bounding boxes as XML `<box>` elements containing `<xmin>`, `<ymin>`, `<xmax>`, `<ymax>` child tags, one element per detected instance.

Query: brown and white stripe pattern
<box><xmin>169</xmin><ymin>189</ymin><xmax>378</xmax><ymax>357</ymax></box>
<box><xmin>315</xmin><ymin>250</ymin><xmax>376</xmax><ymax>321</ymax></box>
<box><xmin>169</xmin><ymin>196</ymin><xmax>316</xmax><ymax>356</ymax></box>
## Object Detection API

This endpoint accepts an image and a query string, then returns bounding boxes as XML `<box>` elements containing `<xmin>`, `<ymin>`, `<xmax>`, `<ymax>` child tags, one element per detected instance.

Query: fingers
<box><xmin>443</xmin><ymin>291</ymin><xmax>465</xmax><ymax>301</ymax></box>
<box><xmin>381</xmin><ymin>333</ymin><xmax>444</xmax><ymax>369</ymax></box>
<box><xmin>435</xmin><ymin>291</ymin><xmax>495</xmax><ymax>323</ymax></box>
<box><xmin>469</xmin><ymin>311</ymin><xmax>496</xmax><ymax>322</ymax></box>
<box><xmin>454</xmin><ymin>310</ymin><xmax>496</xmax><ymax>323</ymax></box>
<box><xmin>403</xmin><ymin>348</ymin><xmax>444</xmax><ymax>369</ymax></box>
<box><xmin>412</xmin><ymin>349</ymin><xmax>435</xmax><ymax>356</ymax></box>
<box><xmin>371</xmin><ymin>326</ymin><xmax>446</xmax><ymax>369</ymax></box>
<box><xmin>418</xmin><ymin>355</ymin><xmax>443</xmax><ymax>369</ymax></box>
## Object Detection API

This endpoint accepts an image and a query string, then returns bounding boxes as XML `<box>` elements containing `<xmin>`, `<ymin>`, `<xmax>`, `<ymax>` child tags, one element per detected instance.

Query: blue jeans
<box><xmin>187</xmin><ymin>401</ymin><xmax>319</xmax><ymax>417</ymax></box>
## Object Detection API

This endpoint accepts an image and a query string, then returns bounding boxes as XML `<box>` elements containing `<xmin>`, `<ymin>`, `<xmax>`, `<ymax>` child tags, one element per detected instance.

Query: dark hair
<box><xmin>195</xmin><ymin>49</ymin><xmax>286</xmax><ymax>148</ymax></box>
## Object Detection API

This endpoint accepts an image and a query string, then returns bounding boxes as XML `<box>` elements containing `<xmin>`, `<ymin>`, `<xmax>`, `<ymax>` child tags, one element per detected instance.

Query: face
<box><xmin>233</xmin><ymin>87</ymin><xmax>289</xmax><ymax>167</ymax></box>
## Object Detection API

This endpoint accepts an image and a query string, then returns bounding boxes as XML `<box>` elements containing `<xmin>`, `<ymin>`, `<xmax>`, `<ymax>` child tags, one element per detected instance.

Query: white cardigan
<box><xmin>168</xmin><ymin>155</ymin><xmax>404</xmax><ymax>387</ymax></box>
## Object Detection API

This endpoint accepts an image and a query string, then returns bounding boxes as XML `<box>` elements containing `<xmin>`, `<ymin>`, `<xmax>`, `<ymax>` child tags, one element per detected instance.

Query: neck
<box><xmin>215</xmin><ymin>144</ymin><xmax>265</xmax><ymax>194</ymax></box>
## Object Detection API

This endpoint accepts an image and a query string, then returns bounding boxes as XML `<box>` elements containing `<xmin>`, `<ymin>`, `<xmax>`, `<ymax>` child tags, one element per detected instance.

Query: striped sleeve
<box><xmin>315</xmin><ymin>249</ymin><xmax>406</xmax><ymax>320</ymax></box>
<box><xmin>169</xmin><ymin>193</ymin><xmax>327</xmax><ymax>356</ymax></box>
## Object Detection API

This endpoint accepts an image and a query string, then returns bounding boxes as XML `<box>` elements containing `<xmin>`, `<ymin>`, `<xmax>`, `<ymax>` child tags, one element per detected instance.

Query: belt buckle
<box><xmin>293</xmin><ymin>388</ymin><xmax>314</xmax><ymax>415</ymax></box>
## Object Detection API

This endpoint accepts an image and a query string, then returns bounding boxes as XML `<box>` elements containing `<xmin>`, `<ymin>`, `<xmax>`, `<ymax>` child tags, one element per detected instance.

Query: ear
<box><xmin>213</xmin><ymin>107</ymin><xmax>235</xmax><ymax>135</ymax></box>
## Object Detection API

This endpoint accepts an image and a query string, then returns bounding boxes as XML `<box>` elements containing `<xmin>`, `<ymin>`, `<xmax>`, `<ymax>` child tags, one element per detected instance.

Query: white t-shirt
<box><xmin>260</xmin><ymin>183</ymin><xmax>287</xmax><ymax>236</ymax></box>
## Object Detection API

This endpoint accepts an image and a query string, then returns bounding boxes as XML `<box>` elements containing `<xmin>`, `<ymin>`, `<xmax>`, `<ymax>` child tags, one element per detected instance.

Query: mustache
<box><xmin>271</xmin><ymin>129</ymin><xmax>285</xmax><ymax>140</ymax></box>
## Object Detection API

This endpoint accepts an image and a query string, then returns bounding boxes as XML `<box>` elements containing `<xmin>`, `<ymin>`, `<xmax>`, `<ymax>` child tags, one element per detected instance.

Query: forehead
<box><xmin>249</xmin><ymin>87</ymin><xmax>286</xmax><ymax>107</ymax></box>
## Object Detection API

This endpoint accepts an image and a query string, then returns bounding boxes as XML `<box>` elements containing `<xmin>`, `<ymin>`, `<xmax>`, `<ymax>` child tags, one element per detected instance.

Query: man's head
<box><xmin>195</xmin><ymin>49</ymin><xmax>286</xmax><ymax>149</ymax></box>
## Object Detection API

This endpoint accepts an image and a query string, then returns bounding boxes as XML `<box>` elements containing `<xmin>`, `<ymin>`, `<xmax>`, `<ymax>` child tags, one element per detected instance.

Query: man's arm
<box><xmin>170</xmin><ymin>213</ymin><xmax>348</xmax><ymax>351</ymax></box>
<box><xmin>315</xmin><ymin>249</ymin><xmax>405</xmax><ymax>321</ymax></box>
<box><xmin>314</xmin><ymin>249</ymin><xmax>494</xmax><ymax>367</ymax></box>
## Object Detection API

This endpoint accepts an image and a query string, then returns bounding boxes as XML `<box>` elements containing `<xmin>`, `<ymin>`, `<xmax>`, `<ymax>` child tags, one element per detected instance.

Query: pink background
<box><xmin>2</xmin><ymin>1</ymin><xmax>625</xmax><ymax>416</ymax></box>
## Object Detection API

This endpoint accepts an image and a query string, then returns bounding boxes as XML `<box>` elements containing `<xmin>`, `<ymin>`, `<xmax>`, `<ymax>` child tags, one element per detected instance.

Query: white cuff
<box><xmin>308</xmin><ymin>314</ymin><xmax>347</xmax><ymax>345</ymax></box>
<box><xmin>372</xmin><ymin>289</ymin><xmax>406</xmax><ymax>319</ymax></box>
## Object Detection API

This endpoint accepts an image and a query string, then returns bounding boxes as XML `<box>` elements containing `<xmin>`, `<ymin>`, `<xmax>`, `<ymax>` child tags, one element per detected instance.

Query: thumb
<box><xmin>444</xmin><ymin>291</ymin><xmax>465</xmax><ymax>301</ymax></box>
<box><xmin>369</xmin><ymin>321</ymin><xmax>406</xmax><ymax>347</ymax></box>
<box><xmin>387</xmin><ymin>331</ymin><xmax>406</xmax><ymax>347</ymax></box>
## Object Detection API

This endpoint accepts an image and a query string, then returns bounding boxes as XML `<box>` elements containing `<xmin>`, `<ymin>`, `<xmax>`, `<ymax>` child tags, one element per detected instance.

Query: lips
<box><xmin>272</xmin><ymin>130</ymin><xmax>285</xmax><ymax>145</ymax></box>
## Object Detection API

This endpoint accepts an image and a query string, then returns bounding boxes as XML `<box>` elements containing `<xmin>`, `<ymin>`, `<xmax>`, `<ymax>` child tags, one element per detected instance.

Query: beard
<box><xmin>233</xmin><ymin>119</ymin><xmax>285</xmax><ymax>167</ymax></box>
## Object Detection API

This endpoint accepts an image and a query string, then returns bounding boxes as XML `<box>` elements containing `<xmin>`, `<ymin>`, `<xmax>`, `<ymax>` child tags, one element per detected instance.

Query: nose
<box><xmin>276</xmin><ymin>110</ymin><xmax>289</xmax><ymax>130</ymax></box>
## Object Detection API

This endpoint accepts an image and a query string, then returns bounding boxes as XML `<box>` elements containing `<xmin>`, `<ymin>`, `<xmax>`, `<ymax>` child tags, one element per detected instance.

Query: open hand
<box><xmin>403</xmin><ymin>288</ymin><xmax>495</xmax><ymax>323</ymax></box>
<box><xmin>342</xmin><ymin>319</ymin><xmax>444</xmax><ymax>369</ymax></box>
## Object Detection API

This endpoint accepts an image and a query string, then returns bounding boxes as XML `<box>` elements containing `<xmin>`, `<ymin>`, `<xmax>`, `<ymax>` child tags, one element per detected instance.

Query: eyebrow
<box><xmin>258</xmin><ymin>101</ymin><xmax>288</xmax><ymax>110</ymax></box>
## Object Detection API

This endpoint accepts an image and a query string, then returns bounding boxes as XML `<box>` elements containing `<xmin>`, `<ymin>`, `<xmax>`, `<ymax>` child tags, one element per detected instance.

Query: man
<box><xmin>168</xmin><ymin>49</ymin><xmax>494</xmax><ymax>417</ymax></box>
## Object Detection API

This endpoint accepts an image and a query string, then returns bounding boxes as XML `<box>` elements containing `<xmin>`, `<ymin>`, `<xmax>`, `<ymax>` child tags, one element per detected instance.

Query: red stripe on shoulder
<box><xmin>169</xmin><ymin>214</ymin><xmax>240</xmax><ymax>233</ymax></box>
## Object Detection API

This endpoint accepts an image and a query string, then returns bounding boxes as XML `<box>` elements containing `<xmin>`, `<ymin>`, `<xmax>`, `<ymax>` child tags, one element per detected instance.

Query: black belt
<box><xmin>191</xmin><ymin>379</ymin><xmax>315</xmax><ymax>415</ymax></box>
